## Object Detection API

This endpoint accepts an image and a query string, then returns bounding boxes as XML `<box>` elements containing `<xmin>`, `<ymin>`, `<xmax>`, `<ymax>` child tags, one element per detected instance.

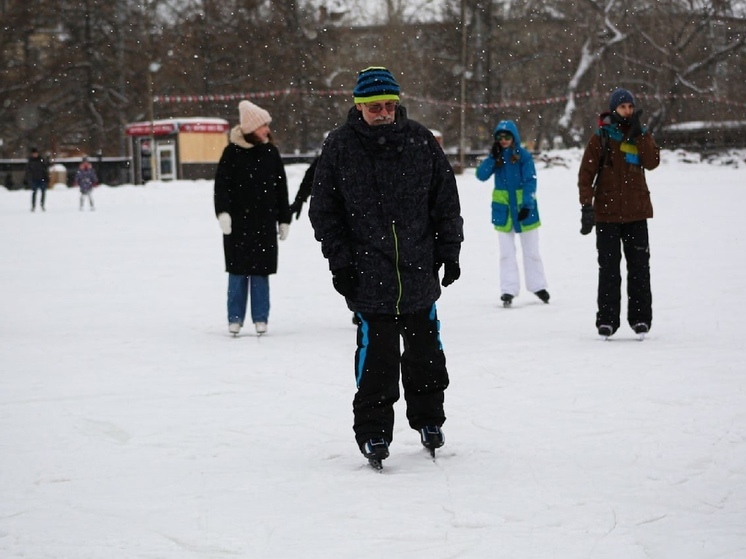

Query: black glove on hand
<box><xmin>628</xmin><ymin>109</ymin><xmax>644</xmax><ymax>139</ymax></box>
<box><xmin>441</xmin><ymin>261</ymin><xmax>461</xmax><ymax>287</ymax></box>
<box><xmin>332</xmin><ymin>266</ymin><xmax>358</xmax><ymax>298</ymax></box>
<box><xmin>289</xmin><ymin>200</ymin><xmax>303</xmax><ymax>220</ymax></box>
<box><xmin>517</xmin><ymin>207</ymin><xmax>530</xmax><ymax>221</ymax></box>
<box><xmin>580</xmin><ymin>205</ymin><xmax>595</xmax><ymax>235</ymax></box>
<box><xmin>490</xmin><ymin>141</ymin><xmax>501</xmax><ymax>159</ymax></box>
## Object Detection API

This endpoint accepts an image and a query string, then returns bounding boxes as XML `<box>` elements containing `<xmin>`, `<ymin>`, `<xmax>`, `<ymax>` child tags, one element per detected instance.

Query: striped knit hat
<box><xmin>353</xmin><ymin>67</ymin><xmax>400</xmax><ymax>103</ymax></box>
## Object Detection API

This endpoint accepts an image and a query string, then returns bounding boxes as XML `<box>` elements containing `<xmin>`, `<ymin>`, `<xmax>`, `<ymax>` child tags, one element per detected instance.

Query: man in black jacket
<box><xmin>25</xmin><ymin>147</ymin><xmax>48</xmax><ymax>212</ymax></box>
<box><xmin>309</xmin><ymin>67</ymin><xmax>463</xmax><ymax>467</ymax></box>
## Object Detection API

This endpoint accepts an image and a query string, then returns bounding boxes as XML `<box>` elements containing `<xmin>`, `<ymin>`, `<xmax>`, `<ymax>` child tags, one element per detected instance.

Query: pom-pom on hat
<box><xmin>609</xmin><ymin>88</ymin><xmax>635</xmax><ymax>112</ymax></box>
<box><xmin>238</xmin><ymin>100</ymin><xmax>271</xmax><ymax>135</ymax></box>
<box><xmin>353</xmin><ymin>67</ymin><xmax>401</xmax><ymax>103</ymax></box>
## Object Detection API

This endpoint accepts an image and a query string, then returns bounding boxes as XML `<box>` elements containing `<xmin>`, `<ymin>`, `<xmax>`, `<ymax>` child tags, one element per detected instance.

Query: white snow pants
<box><xmin>497</xmin><ymin>228</ymin><xmax>547</xmax><ymax>297</ymax></box>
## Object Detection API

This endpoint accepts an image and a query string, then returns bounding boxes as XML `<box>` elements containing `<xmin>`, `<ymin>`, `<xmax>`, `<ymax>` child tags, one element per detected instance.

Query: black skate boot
<box><xmin>360</xmin><ymin>438</ymin><xmax>389</xmax><ymax>470</ymax></box>
<box><xmin>420</xmin><ymin>425</ymin><xmax>445</xmax><ymax>457</ymax></box>
<box><xmin>534</xmin><ymin>289</ymin><xmax>550</xmax><ymax>303</ymax></box>
<box><xmin>598</xmin><ymin>324</ymin><xmax>614</xmax><ymax>339</ymax></box>
<box><xmin>632</xmin><ymin>322</ymin><xmax>649</xmax><ymax>340</ymax></box>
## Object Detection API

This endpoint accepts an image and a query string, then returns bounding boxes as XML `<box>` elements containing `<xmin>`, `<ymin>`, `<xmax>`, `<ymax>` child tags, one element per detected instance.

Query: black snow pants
<box><xmin>352</xmin><ymin>305</ymin><xmax>450</xmax><ymax>448</ymax></box>
<box><xmin>595</xmin><ymin>220</ymin><xmax>652</xmax><ymax>333</ymax></box>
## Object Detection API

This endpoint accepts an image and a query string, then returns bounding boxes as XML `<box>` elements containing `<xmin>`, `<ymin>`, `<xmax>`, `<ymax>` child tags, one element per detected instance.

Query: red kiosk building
<box><xmin>125</xmin><ymin>117</ymin><xmax>229</xmax><ymax>184</ymax></box>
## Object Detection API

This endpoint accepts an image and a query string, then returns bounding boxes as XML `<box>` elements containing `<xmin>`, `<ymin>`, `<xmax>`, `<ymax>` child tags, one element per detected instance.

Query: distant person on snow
<box><xmin>25</xmin><ymin>147</ymin><xmax>48</xmax><ymax>212</ymax></box>
<box><xmin>309</xmin><ymin>66</ymin><xmax>464</xmax><ymax>467</ymax></box>
<box><xmin>288</xmin><ymin>156</ymin><xmax>318</xmax><ymax>220</ymax></box>
<box><xmin>74</xmin><ymin>156</ymin><xmax>98</xmax><ymax>211</ymax></box>
<box><xmin>214</xmin><ymin>100</ymin><xmax>292</xmax><ymax>337</ymax></box>
<box><xmin>289</xmin><ymin>154</ymin><xmax>360</xmax><ymax>326</ymax></box>
<box><xmin>475</xmin><ymin>120</ymin><xmax>550</xmax><ymax>308</ymax></box>
<box><xmin>578</xmin><ymin>88</ymin><xmax>660</xmax><ymax>339</ymax></box>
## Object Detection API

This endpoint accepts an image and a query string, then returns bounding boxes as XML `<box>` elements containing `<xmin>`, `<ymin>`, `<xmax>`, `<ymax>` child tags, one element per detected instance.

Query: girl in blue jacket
<box><xmin>476</xmin><ymin>120</ymin><xmax>549</xmax><ymax>307</ymax></box>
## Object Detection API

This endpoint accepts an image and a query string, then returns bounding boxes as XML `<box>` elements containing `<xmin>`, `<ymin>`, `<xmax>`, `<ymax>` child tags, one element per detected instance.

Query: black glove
<box><xmin>580</xmin><ymin>205</ymin><xmax>595</xmax><ymax>235</ymax></box>
<box><xmin>441</xmin><ymin>261</ymin><xmax>461</xmax><ymax>287</ymax></box>
<box><xmin>331</xmin><ymin>266</ymin><xmax>358</xmax><ymax>298</ymax></box>
<box><xmin>517</xmin><ymin>207</ymin><xmax>530</xmax><ymax>221</ymax></box>
<box><xmin>289</xmin><ymin>200</ymin><xmax>303</xmax><ymax>220</ymax></box>
<box><xmin>628</xmin><ymin>109</ymin><xmax>644</xmax><ymax>139</ymax></box>
<box><xmin>490</xmin><ymin>141</ymin><xmax>501</xmax><ymax>159</ymax></box>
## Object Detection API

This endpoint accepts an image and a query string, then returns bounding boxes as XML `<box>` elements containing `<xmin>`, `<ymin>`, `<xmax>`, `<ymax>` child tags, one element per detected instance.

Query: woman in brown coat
<box><xmin>578</xmin><ymin>88</ymin><xmax>660</xmax><ymax>339</ymax></box>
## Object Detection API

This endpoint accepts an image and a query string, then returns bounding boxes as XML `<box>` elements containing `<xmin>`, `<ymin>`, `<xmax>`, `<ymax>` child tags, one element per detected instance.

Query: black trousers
<box><xmin>352</xmin><ymin>305</ymin><xmax>449</xmax><ymax>447</ymax></box>
<box><xmin>31</xmin><ymin>180</ymin><xmax>47</xmax><ymax>209</ymax></box>
<box><xmin>595</xmin><ymin>220</ymin><xmax>652</xmax><ymax>332</ymax></box>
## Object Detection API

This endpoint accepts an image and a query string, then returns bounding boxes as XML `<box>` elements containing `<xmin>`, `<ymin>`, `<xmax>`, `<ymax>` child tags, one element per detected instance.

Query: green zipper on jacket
<box><xmin>392</xmin><ymin>222</ymin><xmax>402</xmax><ymax>314</ymax></box>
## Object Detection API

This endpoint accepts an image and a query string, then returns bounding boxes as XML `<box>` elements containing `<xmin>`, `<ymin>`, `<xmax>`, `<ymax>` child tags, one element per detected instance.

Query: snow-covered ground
<box><xmin>2</xmin><ymin>149</ymin><xmax>745</xmax><ymax>559</ymax></box>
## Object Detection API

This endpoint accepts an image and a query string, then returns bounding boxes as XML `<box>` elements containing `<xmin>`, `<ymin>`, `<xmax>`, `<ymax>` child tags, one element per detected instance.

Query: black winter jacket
<box><xmin>214</xmin><ymin>126</ymin><xmax>291</xmax><ymax>275</ymax></box>
<box><xmin>309</xmin><ymin>106</ymin><xmax>463</xmax><ymax>315</ymax></box>
<box><xmin>25</xmin><ymin>155</ymin><xmax>48</xmax><ymax>183</ymax></box>
<box><xmin>292</xmin><ymin>156</ymin><xmax>317</xmax><ymax>207</ymax></box>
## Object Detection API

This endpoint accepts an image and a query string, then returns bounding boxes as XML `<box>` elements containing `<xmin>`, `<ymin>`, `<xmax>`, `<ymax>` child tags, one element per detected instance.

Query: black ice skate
<box><xmin>598</xmin><ymin>324</ymin><xmax>614</xmax><ymax>339</ymax></box>
<box><xmin>361</xmin><ymin>438</ymin><xmax>389</xmax><ymax>470</ymax></box>
<box><xmin>632</xmin><ymin>322</ymin><xmax>649</xmax><ymax>340</ymax></box>
<box><xmin>534</xmin><ymin>289</ymin><xmax>550</xmax><ymax>303</ymax></box>
<box><xmin>419</xmin><ymin>425</ymin><xmax>445</xmax><ymax>458</ymax></box>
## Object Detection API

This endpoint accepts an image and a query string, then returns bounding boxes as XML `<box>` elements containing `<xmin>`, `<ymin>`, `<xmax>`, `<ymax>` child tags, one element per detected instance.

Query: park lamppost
<box><xmin>147</xmin><ymin>61</ymin><xmax>161</xmax><ymax>181</ymax></box>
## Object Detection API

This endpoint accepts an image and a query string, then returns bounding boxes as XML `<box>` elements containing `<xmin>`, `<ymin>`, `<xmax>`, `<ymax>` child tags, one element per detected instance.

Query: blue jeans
<box><xmin>227</xmin><ymin>274</ymin><xmax>270</xmax><ymax>325</ymax></box>
<box><xmin>31</xmin><ymin>179</ymin><xmax>47</xmax><ymax>209</ymax></box>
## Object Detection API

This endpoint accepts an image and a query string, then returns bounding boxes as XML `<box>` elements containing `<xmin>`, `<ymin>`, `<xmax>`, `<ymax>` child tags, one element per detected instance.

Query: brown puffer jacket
<box><xmin>578</xmin><ymin>115</ymin><xmax>660</xmax><ymax>223</ymax></box>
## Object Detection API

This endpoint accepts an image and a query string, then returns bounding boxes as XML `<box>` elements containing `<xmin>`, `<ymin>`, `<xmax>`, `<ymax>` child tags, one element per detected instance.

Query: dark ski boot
<box><xmin>361</xmin><ymin>438</ymin><xmax>389</xmax><ymax>470</ymax></box>
<box><xmin>419</xmin><ymin>426</ymin><xmax>445</xmax><ymax>458</ymax></box>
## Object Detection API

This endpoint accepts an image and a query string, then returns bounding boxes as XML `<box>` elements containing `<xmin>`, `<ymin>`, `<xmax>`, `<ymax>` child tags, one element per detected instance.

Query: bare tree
<box><xmin>555</xmin><ymin>0</ymin><xmax>629</xmax><ymax>145</ymax></box>
<box><xmin>638</xmin><ymin>1</ymin><xmax>746</xmax><ymax>134</ymax></box>
<box><xmin>2</xmin><ymin>0</ymin><xmax>745</xmax><ymax>159</ymax></box>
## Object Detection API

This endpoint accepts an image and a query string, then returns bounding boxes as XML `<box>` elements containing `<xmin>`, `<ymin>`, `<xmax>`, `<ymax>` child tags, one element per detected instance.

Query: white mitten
<box><xmin>278</xmin><ymin>223</ymin><xmax>289</xmax><ymax>241</ymax></box>
<box><xmin>217</xmin><ymin>213</ymin><xmax>232</xmax><ymax>235</ymax></box>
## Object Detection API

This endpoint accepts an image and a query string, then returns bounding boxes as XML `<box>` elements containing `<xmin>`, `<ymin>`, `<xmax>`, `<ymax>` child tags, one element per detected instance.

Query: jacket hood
<box><xmin>345</xmin><ymin>105</ymin><xmax>410</xmax><ymax>152</ymax></box>
<box><xmin>596</xmin><ymin>111</ymin><xmax>632</xmax><ymax>143</ymax></box>
<box><xmin>229</xmin><ymin>125</ymin><xmax>256</xmax><ymax>149</ymax></box>
<box><xmin>346</xmin><ymin>105</ymin><xmax>408</xmax><ymax>134</ymax></box>
<box><xmin>597</xmin><ymin>111</ymin><xmax>613</xmax><ymax>127</ymax></box>
<box><xmin>493</xmin><ymin>120</ymin><xmax>522</xmax><ymax>146</ymax></box>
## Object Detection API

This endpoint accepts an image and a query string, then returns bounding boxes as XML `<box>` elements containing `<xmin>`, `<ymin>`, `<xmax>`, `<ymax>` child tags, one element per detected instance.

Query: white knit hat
<box><xmin>238</xmin><ymin>100</ymin><xmax>271</xmax><ymax>134</ymax></box>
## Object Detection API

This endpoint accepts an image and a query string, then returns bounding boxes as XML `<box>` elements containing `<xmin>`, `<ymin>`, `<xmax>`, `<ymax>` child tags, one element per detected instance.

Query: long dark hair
<box><xmin>243</xmin><ymin>130</ymin><xmax>274</xmax><ymax>145</ymax></box>
<box><xmin>494</xmin><ymin>149</ymin><xmax>520</xmax><ymax>167</ymax></box>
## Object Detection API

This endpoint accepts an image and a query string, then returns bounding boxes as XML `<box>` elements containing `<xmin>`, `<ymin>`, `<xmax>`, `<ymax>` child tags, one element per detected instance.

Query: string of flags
<box><xmin>154</xmin><ymin>89</ymin><xmax>746</xmax><ymax>109</ymax></box>
<box><xmin>154</xmin><ymin>89</ymin><xmax>345</xmax><ymax>104</ymax></box>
